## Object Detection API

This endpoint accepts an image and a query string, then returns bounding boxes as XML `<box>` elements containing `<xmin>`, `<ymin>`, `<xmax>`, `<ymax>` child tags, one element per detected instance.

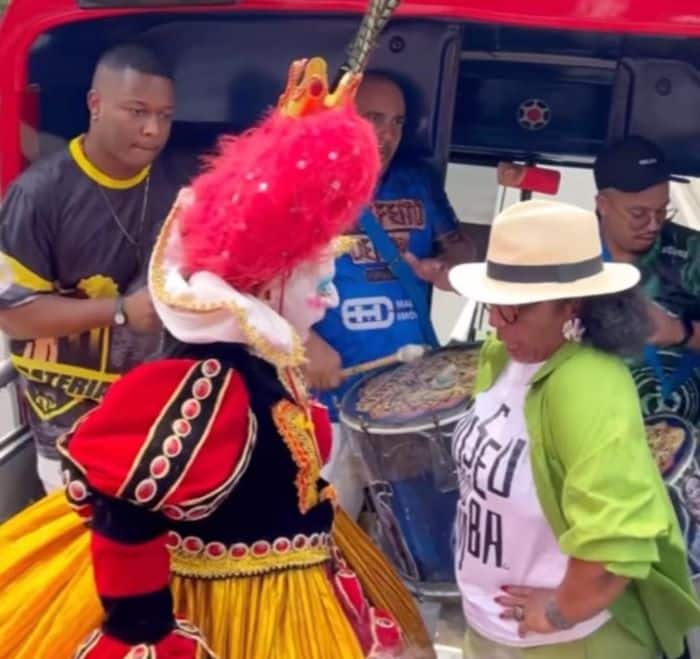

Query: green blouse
<box><xmin>473</xmin><ymin>335</ymin><xmax>700</xmax><ymax>658</ymax></box>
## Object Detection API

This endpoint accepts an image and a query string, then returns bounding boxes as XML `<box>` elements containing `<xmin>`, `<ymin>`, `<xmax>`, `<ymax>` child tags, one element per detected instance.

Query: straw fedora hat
<box><xmin>449</xmin><ymin>199</ymin><xmax>640</xmax><ymax>305</ymax></box>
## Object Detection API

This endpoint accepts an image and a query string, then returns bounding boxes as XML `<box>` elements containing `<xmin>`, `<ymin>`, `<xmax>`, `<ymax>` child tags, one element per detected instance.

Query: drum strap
<box><xmin>360</xmin><ymin>211</ymin><xmax>439</xmax><ymax>347</ymax></box>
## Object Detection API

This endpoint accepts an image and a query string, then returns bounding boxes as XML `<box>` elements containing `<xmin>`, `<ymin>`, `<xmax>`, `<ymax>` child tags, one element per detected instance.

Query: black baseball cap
<box><xmin>594</xmin><ymin>136</ymin><xmax>689</xmax><ymax>192</ymax></box>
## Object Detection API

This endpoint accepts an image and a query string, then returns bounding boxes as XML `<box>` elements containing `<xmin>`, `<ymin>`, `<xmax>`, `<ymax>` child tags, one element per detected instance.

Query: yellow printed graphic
<box><xmin>76</xmin><ymin>274</ymin><xmax>119</xmax><ymax>365</ymax></box>
<box><xmin>0</xmin><ymin>252</ymin><xmax>54</xmax><ymax>293</ymax></box>
<box><xmin>9</xmin><ymin>270</ymin><xmax>126</xmax><ymax>416</ymax></box>
<box><xmin>76</xmin><ymin>274</ymin><xmax>119</xmax><ymax>299</ymax></box>
<box><xmin>11</xmin><ymin>355</ymin><xmax>119</xmax><ymax>386</ymax></box>
<box><xmin>23</xmin><ymin>389</ymin><xmax>84</xmax><ymax>422</ymax></box>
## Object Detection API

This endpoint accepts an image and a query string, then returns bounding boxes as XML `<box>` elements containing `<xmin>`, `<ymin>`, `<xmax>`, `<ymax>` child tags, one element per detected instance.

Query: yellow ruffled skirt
<box><xmin>0</xmin><ymin>493</ymin><xmax>433</xmax><ymax>659</ymax></box>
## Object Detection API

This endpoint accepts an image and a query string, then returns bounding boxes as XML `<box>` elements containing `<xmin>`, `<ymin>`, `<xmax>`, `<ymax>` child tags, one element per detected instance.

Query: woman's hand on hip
<box><xmin>495</xmin><ymin>586</ymin><xmax>559</xmax><ymax>637</ymax></box>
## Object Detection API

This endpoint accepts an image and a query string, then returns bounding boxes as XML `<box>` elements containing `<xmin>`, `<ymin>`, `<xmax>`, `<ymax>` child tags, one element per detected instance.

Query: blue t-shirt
<box><xmin>314</xmin><ymin>162</ymin><xmax>459</xmax><ymax>419</ymax></box>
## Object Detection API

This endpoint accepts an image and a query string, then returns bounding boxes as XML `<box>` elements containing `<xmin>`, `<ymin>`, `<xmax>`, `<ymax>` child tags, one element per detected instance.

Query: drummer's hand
<box><xmin>403</xmin><ymin>252</ymin><xmax>452</xmax><ymax>291</ymax></box>
<box><xmin>304</xmin><ymin>330</ymin><xmax>343</xmax><ymax>390</ymax></box>
<box><xmin>647</xmin><ymin>301</ymin><xmax>685</xmax><ymax>346</ymax></box>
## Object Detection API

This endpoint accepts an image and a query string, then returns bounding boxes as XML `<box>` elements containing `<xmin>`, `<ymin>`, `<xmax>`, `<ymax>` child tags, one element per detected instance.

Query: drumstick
<box><xmin>340</xmin><ymin>344</ymin><xmax>427</xmax><ymax>379</ymax></box>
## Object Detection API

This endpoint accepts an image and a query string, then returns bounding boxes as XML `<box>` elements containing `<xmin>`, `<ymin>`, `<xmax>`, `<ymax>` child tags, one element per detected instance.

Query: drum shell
<box><xmin>644</xmin><ymin>412</ymin><xmax>700</xmax><ymax>577</ymax></box>
<box><xmin>632</xmin><ymin>351</ymin><xmax>700</xmax><ymax>576</ymax></box>
<box><xmin>339</xmin><ymin>344</ymin><xmax>480</xmax><ymax>597</ymax></box>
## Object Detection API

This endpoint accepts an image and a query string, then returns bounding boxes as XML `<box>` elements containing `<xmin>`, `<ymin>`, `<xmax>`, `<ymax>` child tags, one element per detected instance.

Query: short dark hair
<box><xmin>361</xmin><ymin>70</ymin><xmax>407</xmax><ymax>101</ymax></box>
<box><xmin>580</xmin><ymin>287</ymin><xmax>652</xmax><ymax>358</ymax></box>
<box><xmin>95</xmin><ymin>44</ymin><xmax>173</xmax><ymax>80</ymax></box>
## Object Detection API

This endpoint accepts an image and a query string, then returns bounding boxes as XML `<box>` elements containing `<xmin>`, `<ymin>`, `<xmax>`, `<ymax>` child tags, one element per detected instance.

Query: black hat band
<box><xmin>486</xmin><ymin>255</ymin><xmax>604</xmax><ymax>284</ymax></box>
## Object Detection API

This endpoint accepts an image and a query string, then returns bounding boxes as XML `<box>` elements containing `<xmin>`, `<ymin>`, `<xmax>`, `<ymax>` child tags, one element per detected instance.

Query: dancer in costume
<box><xmin>0</xmin><ymin>57</ymin><xmax>433</xmax><ymax>659</ymax></box>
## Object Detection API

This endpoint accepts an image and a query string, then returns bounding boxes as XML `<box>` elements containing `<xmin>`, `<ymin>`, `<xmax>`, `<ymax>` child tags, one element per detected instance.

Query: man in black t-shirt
<box><xmin>0</xmin><ymin>44</ymin><xmax>194</xmax><ymax>491</ymax></box>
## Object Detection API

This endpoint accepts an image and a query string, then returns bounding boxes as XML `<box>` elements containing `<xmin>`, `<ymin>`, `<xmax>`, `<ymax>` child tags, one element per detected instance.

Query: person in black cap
<box><xmin>594</xmin><ymin>136</ymin><xmax>700</xmax><ymax>353</ymax></box>
<box><xmin>498</xmin><ymin>139</ymin><xmax>699</xmax><ymax>354</ymax></box>
<box><xmin>500</xmin><ymin>138</ymin><xmax>700</xmax><ymax>659</ymax></box>
<box><xmin>499</xmin><ymin>138</ymin><xmax>700</xmax><ymax>597</ymax></box>
<box><xmin>596</xmin><ymin>137</ymin><xmax>700</xmax><ymax>610</ymax></box>
<box><xmin>595</xmin><ymin>136</ymin><xmax>688</xmax><ymax>260</ymax></box>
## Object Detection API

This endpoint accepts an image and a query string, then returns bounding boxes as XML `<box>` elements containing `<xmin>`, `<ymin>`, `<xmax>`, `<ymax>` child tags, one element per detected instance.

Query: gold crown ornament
<box><xmin>277</xmin><ymin>57</ymin><xmax>363</xmax><ymax>118</ymax></box>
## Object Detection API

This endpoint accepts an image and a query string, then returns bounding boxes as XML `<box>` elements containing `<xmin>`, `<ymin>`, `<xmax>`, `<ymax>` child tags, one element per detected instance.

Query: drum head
<box><xmin>645</xmin><ymin>413</ymin><xmax>695</xmax><ymax>480</ymax></box>
<box><xmin>340</xmin><ymin>343</ymin><xmax>481</xmax><ymax>433</ymax></box>
<box><xmin>644</xmin><ymin>413</ymin><xmax>700</xmax><ymax>575</ymax></box>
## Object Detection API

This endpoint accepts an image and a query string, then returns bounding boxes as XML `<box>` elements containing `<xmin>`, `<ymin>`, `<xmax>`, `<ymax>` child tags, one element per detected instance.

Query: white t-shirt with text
<box><xmin>452</xmin><ymin>359</ymin><xmax>610</xmax><ymax>646</ymax></box>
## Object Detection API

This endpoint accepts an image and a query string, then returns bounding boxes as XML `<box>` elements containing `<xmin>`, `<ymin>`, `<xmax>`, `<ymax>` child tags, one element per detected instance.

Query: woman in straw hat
<box><xmin>448</xmin><ymin>199</ymin><xmax>700</xmax><ymax>659</ymax></box>
<box><xmin>0</xmin><ymin>58</ymin><xmax>432</xmax><ymax>659</ymax></box>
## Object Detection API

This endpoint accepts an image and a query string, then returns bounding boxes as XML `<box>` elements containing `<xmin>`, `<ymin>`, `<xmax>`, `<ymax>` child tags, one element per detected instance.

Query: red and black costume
<box><xmin>24</xmin><ymin>57</ymin><xmax>434</xmax><ymax>658</ymax></box>
<box><xmin>60</xmin><ymin>342</ymin><xmax>377</xmax><ymax>656</ymax></box>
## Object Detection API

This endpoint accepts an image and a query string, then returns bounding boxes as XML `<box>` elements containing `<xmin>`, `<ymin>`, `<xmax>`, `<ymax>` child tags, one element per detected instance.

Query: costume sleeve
<box><xmin>61</xmin><ymin>357</ymin><xmax>255</xmax><ymax>657</ymax></box>
<box><xmin>0</xmin><ymin>182</ymin><xmax>56</xmax><ymax>309</ymax></box>
<box><xmin>545</xmin><ymin>353</ymin><xmax>673</xmax><ymax>579</ymax></box>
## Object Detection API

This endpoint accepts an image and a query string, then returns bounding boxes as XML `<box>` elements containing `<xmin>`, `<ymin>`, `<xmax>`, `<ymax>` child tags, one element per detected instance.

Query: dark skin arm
<box><xmin>0</xmin><ymin>287</ymin><xmax>159</xmax><ymax>340</ymax></box>
<box><xmin>439</xmin><ymin>225</ymin><xmax>477</xmax><ymax>264</ymax></box>
<box><xmin>404</xmin><ymin>225</ymin><xmax>476</xmax><ymax>291</ymax></box>
<box><xmin>303</xmin><ymin>329</ymin><xmax>343</xmax><ymax>391</ymax></box>
<box><xmin>647</xmin><ymin>301</ymin><xmax>700</xmax><ymax>351</ymax></box>
<box><xmin>497</xmin><ymin>557</ymin><xmax>629</xmax><ymax>637</ymax></box>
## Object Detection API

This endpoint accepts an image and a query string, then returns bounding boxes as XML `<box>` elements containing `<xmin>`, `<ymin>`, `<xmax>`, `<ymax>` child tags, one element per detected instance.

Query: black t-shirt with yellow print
<box><xmin>0</xmin><ymin>136</ymin><xmax>193</xmax><ymax>459</ymax></box>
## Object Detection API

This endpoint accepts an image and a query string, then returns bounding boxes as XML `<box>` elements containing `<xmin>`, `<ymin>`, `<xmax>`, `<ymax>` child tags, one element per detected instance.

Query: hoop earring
<box><xmin>562</xmin><ymin>317</ymin><xmax>585</xmax><ymax>342</ymax></box>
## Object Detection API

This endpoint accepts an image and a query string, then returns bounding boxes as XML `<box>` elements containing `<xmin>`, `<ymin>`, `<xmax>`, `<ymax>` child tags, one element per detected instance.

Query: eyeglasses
<box><xmin>607</xmin><ymin>197</ymin><xmax>678</xmax><ymax>229</ymax></box>
<box><xmin>484</xmin><ymin>303</ymin><xmax>520</xmax><ymax>325</ymax></box>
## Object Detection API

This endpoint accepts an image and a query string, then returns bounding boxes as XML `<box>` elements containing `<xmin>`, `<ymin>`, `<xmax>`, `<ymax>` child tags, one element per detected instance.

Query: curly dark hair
<box><xmin>579</xmin><ymin>286</ymin><xmax>652</xmax><ymax>358</ymax></box>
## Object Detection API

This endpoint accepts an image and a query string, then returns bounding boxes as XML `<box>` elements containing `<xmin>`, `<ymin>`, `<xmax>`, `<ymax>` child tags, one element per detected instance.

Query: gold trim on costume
<box><xmin>155</xmin><ymin>368</ymin><xmax>233</xmax><ymax>510</ymax></box>
<box><xmin>272</xmin><ymin>399</ymin><xmax>322</xmax><ymax>514</ymax></box>
<box><xmin>118</xmin><ymin>361</ymin><xmax>249</xmax><ymax>518</ymax></box>
<box><xmin>75</xmin><ymin>621</ymin><xmax>217</xmax><ymax>659</ymax></box>
<box><xmin>277</xmin><ymin>366</ymin><xmax>309</xmax><ymax>405</ymax></box>
<box><xmin>278</xmin><ymin>57</ymin><xmax>362</xmax><ymax>118</ymax></box>
<box><xmin>149</xmin><ymin>191</ymin><xmax>307</xmax><ymax>369</ymax></box>
<box><xmin>172</xmin><ymin>409</ymin><xmax>257</xmax><ymax>515</ymax></box>
<box><xmin>116</xmin><ymin>361</ymin><xmax>201</xmax><ymax>499</ymax></box>
<box><xmin>320</xmin><ymin>484</ymin><xmax>338</xmax><ymax>508</ymax></box>
<box><xmin>168</xmin><ymin>531</ymin><xmax>332</xmax><ymax>578</ymax></box>
<box><xmin>69</xmin><ymin>136</ymin><xmax>150</xmax><ymax>190</ymax></box>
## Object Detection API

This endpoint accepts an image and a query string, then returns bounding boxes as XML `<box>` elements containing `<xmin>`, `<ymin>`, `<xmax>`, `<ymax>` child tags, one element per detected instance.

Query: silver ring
<box><xmin>513</xmin><ymin>605</ymin><xmax>525</xmax><ymax>622</ymax></box>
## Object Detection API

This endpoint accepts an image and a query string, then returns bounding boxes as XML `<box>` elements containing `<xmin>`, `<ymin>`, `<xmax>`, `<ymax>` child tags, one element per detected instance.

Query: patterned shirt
<box><xmin>625</xmin><ymin>222</ymin><xmax>700</xmax><ymax>423</ymax></box>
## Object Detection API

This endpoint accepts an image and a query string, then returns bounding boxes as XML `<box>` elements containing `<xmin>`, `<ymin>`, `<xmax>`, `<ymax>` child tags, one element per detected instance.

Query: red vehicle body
<box><xmin>0</xmin><ymin>0</ymin><xmax>699</xmax><ymax>193</ymax></box>
<box><xmin>0</xmin><ymin>0</ymin><xmax>698</xmax><ymax>531</ymax></box>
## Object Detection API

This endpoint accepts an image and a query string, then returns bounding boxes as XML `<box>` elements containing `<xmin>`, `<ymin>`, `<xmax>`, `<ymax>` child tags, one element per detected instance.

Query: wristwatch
<box><xmin>113</xmin><ymin>296</ymin><xmax>127</xmax><ymax>327</ymax></box>
<box><xmin>671</xmin><ymin>312</ymin><xmax>695</xmax><ymax>348</ymax></box>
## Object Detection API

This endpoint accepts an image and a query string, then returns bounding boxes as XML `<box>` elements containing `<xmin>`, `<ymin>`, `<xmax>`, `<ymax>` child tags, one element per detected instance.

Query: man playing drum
<box><xmin>306</xmin><ymin>72</ymin><xmax>475</xmax><ymax>515</ymax></box>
